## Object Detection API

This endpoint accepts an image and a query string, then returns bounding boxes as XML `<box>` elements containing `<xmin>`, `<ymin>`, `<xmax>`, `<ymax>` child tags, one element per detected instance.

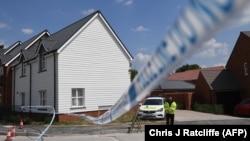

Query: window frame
<box><xmin>71</xmin><ymin>88</ymin><xmax>85</xmax><ymax>108</ymax></box>
<box><xmin>20</xmin><ymin>92</ymin><xmax>25</xmax><ymax>106</ymax></box>
<box><xmin>39</xmin><ymin>53</ymin><xmax>47</xmax><ymax>72</ymax></box>
<box><xmin>39</xmin><ymin>90</ymin><xmax>47</xmax><ymax>106</ymax></box>
<box><xmin>21</xmin><ymin>62</ymin><xmax>26</xmax><ymax>77</ymax></box>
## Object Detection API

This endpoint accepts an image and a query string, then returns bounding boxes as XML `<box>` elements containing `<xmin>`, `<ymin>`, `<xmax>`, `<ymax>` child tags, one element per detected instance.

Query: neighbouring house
<box><xmin>167</xmin><ymin>66</ymin><xmax>225</xmax><ymax>85</ymax></box>
<box><xmin>155</xmin><ymin>66</ymin><xmax>225</xmax><ymax>110</ymax></box>
<box><xmin>0</xmin><ymin>30</ymin><xmax>50</xmax><ymax>108</ymax></box>
<box><xmin>153</xmin><ymin>31</ymin><xmax>250</xmax><ymax>115</ymax></box>
<box><xmin>226</xmin><ymin>31</ymin><xmax>250</xmax><ymax>99</ymax></box>
<box><xmin>195</xmin><ymin>69</ymin><xmax>244</xmax><ymax>114</ymax></box>
<box><xmin>11</xmin><ymin>11</ymin><xmax>133</xmax><ymax>121</ymax></box>
<box><xmin>143</xmin><ymin>32</ymin><xmax>250</xmax><ymax>115</ymax></box>
<box><xmin>150</xmin><ymin>80</ymin><xmax>195</xmax><ymax>110</ymax></box>
<box><xmin>0</xmin><ymin>41</ymin><xmax>22</xmax><ymax>106</ymax></box>
<box><xmin>160</xmin><ymin>62</ymin><xmax>245</xmax><ymax>115</ymax></box>
<box><xmin>194</xmin><ymin>31</ymin><xmax>250</xmax><ymax>114</ymax></box>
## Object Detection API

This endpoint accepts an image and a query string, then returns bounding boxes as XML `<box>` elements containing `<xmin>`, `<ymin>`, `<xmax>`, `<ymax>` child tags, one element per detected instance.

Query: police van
<box><xmin>138</xmin><ymin>96</ymin><xmax>166</xmax><ymax>119</ymax></box>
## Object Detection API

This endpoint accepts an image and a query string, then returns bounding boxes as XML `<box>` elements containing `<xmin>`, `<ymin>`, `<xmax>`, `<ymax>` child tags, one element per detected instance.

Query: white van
<box><xmin>138</xmin><ymin>97</ymin><xmax>166</xmax><ymax>119</ymax></box>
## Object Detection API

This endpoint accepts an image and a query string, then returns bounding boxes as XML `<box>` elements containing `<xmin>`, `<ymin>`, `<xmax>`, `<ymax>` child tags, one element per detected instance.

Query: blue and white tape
<box><xmin>20</xmin><ymin>106</ymin><xmax>55</xmax><ymax>141</ymax></box>
<box><xmin>68</xmin><ymin>0</ymin><xmax>250</xmax><ymax>125</ymax></box>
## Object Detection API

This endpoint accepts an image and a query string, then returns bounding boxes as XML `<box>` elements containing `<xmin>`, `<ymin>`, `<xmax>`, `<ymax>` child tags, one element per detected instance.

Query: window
<box><xmin>20</xmin><ymin>92</ymin><xmax>25</xmax><ymax>106</ymax></box>
<box><xmin>21</xmin><ymin>63</ymin><xmax>26</xmax><ymax>76</ymax></box>
<box><xmin>39</xmin><ymin>53</ymin><xmax>46</xmax><ymax>71</ymax></box>
<box><xmin>244</xmin><ymin>62</ymin><xmax>248</xmax><ymax>75</ymax></box>
<box><xmin>39</xmin><ymin>90</ymin><xmax>46</xmax><ymax>106</ymax></box>
<box><xmin>71</xmin><ymin>88</ymin><xmax>85</xmax><ymax>107</ymax></box>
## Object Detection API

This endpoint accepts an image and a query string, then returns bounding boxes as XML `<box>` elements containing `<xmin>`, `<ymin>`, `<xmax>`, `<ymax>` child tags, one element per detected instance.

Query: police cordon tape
<box><xmin>20</xmin><ymin>0</ymin><xmax>250</xmax><ymax>140</ymax></box>
<box><xmin>20</xmin><ymin>106</ymin><xmax>55</xmax><ymax>141</ymax></box>
<box><xmin>67</xmin><ymin>0</ymin><xmax>250</xmax><ymax>125</ymax></box>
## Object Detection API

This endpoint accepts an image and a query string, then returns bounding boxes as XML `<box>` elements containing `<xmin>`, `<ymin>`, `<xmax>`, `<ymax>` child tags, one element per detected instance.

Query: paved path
<box><xmin>174</xmin><ymin>110</ymin><xmax>250</xmax><ymax>124</ymax></box>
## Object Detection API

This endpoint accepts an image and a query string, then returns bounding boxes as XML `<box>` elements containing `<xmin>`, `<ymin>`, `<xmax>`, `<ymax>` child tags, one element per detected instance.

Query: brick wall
<box><xmin>226</xmin><ymin>32</ymin><xmax>250</xmax><ymax>99</ymax></box>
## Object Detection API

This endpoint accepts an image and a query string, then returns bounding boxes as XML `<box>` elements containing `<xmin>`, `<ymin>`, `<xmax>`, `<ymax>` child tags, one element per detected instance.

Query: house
<box><xmin>152</xmin><ymin>31</ymin><xmax>250</xmax><ymax>115</ymax></box>
<box><xmin>167</xmin><ymin>66</ymin><xmax>224</xmax><ymax>85</ymax></box>
<box><xmin>11</xmin><ymin>11</ymin><xmax>133</xmax><ymax>121</ymax></box>
<box><xmin>148</xmin><ymin>32</ymin><xmax>250</xmax><ymax>115</ymax></box>
<box><xmin>195</xmin><ymin>69</ymin><xmax>243</xmax><ymax>114</ymax></box>
<box><xmin>0</xmin><ymin>41</ymin><xmax>22</xmax><ymax>106</ymax></box>
<box><xmin>160</xmin><ymin>63</ymin><xmax>245</xmax><ymax>115</ymax></box>
<box><xmin>194</xmin><ymin>31</ymin><xmax>250</xmax><ymax>114</ymax></box>
<box><xmin>226</xmin><ymin>31</ymin><xmax>250</xmax><ymax>99</ymax></box>
<box><xmin>150</xmin><ymin>80</ymin><xmax>195</xmax><ymax>110</ymax></box>
<box><xmin>0</xmin><ymin>30</ymin><xmax>50</xmax><ymax>108</ymax></box>
<box><xmin>154</xmin><ymin>66</ymin><xmax>225</xmax><ymax>110</ymax></box>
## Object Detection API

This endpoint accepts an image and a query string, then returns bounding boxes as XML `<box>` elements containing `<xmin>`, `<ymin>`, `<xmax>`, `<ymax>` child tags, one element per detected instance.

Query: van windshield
<box><xmin>143</xmin><ymin>99</ymin><xmax>163</xmax><ymax>105</ymax></box>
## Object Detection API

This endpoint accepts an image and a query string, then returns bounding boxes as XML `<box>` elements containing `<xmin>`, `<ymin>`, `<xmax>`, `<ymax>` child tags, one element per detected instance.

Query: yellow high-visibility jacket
<box><xmin>164</xmin><ymin>101</ymin><xmax>177</xmax><ymax>115</ymax></box>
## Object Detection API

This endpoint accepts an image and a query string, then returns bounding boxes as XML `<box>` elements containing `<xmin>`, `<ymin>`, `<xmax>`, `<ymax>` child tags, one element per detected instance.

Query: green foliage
<box><xmin>44</xmin><ymin>115</ymin><xmax>53</xmax><ymax>124</ymax></box>
<box><xmin>175</xmin><ymin>64</ymin><xmax>201</xmax><ymax>72</ymax></box>
<box><xmin>128</xmin><ymin>69</ymin><xmax>138</xmax><ymax>82</ymax></box>
<box><xmin>176</xmin><ymin>103</ymin><xmax>184</xmax><ymax>110</ymax></box>
<box><xmin>193</xmin><ymin>102</ymin><xmax>224</xmax><ymax>115</ymax></box>
<box><xmin>7</xmin><ymin>114</ymin><xmax>32</xmax><ymax>124</ymax></box>
<box><xmin>23</xmin><ymin>116</ymin><xmax>32</xmax><ymax>124</ymax></box>
<box><xmin>113</xmin><ymin>113</ymin><xmax>134</xmax><ymax>123</ymax></box>
<box><xmin>9</xmin><ymin>114</ymin><xmax>21</xmax><ymax>123</ymax></box>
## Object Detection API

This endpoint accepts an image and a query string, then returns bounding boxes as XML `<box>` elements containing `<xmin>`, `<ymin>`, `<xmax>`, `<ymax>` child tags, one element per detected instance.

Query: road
<box><xmin>0</xmin><ymin>132</ymin><xmax>144</xmax><ymax>141</ymax></box>
<box><xmin>1</xmin><ymin>110</ymin><xmax>250</xmax><ymax>141</ymax></box>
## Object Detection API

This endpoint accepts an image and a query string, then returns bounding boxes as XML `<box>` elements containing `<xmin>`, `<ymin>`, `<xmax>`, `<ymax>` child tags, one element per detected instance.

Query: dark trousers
<box><xmin>166</xmin><ymin>113</ymin><xmax>174</xmax><ymax>125</ymax></box>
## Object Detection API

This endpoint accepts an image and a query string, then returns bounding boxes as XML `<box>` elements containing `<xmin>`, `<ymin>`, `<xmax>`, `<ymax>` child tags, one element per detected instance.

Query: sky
<box><xmin>1</xmin><ymin>0</ymin><xmax>250</xmax><ymax>71</ymax></box>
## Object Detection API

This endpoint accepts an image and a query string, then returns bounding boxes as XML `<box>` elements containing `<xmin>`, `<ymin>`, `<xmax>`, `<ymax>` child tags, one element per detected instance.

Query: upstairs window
<box><xmin>244</xmin><ymin>62</ymin><xmax>248</xmax><ymax>76</ymax></box>
<box><xmin>39</xmin><ymin>53</ymin><xmax>46</xmax><ymax>72</ymax></box>
<box><xmin>21</xmin><ymin>63</ymin><xmax>26</xmax><ymax>77</ymax></box>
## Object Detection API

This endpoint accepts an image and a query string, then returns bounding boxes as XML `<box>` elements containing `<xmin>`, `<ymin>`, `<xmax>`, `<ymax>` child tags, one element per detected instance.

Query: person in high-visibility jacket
<box><xmin>164</xmin><ymin>96</ymin><xmax>177</xmax><ymax>125</ymax></box>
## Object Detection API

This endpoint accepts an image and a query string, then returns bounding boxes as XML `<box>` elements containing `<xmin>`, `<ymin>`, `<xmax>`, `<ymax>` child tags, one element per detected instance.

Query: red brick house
<box><xmin>150</xmin><ymin>31</ymin><xmax>250</xmax><ymax>115</ymax></box>
<box><xmin>0</xmin><ymin>41</ymin><xmax>21</xmax><ymax>106</ymax></box>
<box><xmin>226</xmin><ymin>31</ymin><xmax>250</xmax><ymax>99</ymax></box>
<box><xmin>150</xmin><ymin>80</ymin><xmax>195</xmax><ymax>110</ymax></box>
<box><xmin>195</xmin><ymin>69</ymin><xmax>243</xmax><ymax>114</ymax></box>
<box><xmin>152</xmin><ymin>66</ymin><xmax>243</xmax><ymax>114</ymax></box>
<box><xmin>167</xmin><ymin>66</ymin><xmax>224</xmax><ymax>85</ymax></box>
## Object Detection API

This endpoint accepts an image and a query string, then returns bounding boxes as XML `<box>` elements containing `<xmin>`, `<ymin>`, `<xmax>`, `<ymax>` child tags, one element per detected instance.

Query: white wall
<box><xmin>14</xmin><ymin>64</ymin><xmax>30</xmax><ymax>106</ymax></box>
<box><xmin>57</xmin><ymin>16</ymin><xmax>131</xmax><ymax>113</ymax></box>
<box><xmin>30</xmin><ymin>53</ymin><xmax>55</xmax><ymax>107</ymax></box>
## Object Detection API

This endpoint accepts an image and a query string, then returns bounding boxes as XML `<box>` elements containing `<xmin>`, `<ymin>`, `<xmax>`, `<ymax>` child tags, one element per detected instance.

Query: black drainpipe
<box><xmin>53</xmin><ymin>52</ymin><xmax>56</xmax><ymax>112</ymax></box>
<box><xmin>29</xmin><ymin>62</ymin><xmax>32</xmax><ymax>117</ymax></box>
<box><xmin>12</xmin><ymin>67</ymin><xmax>15</xmax><ymax>111</ymax></box>
<box><xmin>3</xmin><ymin>66</ymin><xmax>5</xmax><ymax>105</ymax></box>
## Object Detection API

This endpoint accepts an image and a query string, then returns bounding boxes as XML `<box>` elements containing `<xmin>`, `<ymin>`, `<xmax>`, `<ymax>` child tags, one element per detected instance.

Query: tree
<box><xmin>128</xmin><ymin>69</ymin><xmax>138</xmax><ymax>82</ymax></box>
<box><xmin>175</xmin><ymin>64</ymin><xmax>201</xmax><ymax>72</ymax></box>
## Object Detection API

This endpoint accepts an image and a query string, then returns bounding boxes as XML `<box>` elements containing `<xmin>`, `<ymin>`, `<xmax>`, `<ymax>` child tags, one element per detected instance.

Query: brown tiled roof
<box><xmin>167</xmin><ymin>66</ymin><xmax>224</xmax><ymax>81</ymax></box>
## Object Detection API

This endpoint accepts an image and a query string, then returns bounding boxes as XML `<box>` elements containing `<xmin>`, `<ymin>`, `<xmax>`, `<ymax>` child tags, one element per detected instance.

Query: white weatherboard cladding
<box><xmin>14</xmin><ymin>64</ymin><xmax>30</xmax><ymax>106</ymax></box>
<box><xmin>57</xmin><ymin>17</ymin><xmax>131</xmax><ymax>113</ymax></box>
<box><xmin>31</xmin><ymin>54</ymin><xmax>55</xmax><ymax>107</ymax></box>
